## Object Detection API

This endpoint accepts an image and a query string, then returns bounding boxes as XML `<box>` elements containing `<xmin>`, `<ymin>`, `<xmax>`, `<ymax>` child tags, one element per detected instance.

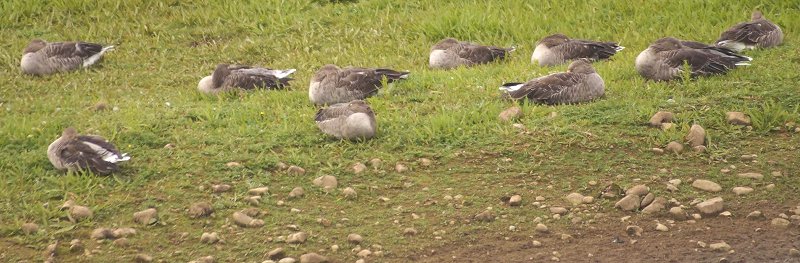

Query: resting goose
<box><xmin>20</xmin><ymin>39</ymin><xmax>114</xmax><ymax>76</ymax></box>
<box><xmin>197</xmin><ymin>64</ymin><xmax>295</xmax><ymax>94</ymax></box>
<box><xmin>499</xmin><ymin>59</ymin><xmax>604</xmax><ymax>105</ymax></box>
<box><xmin>47</xmin><ymin>127</ymin><xmax>130</xmax><ymax>175</ymax></box>
<box><xmin>716</xmin><ymin>11</ymin><xmax>783</xmax><ymax>52</ymax></box>
<box><xmin>429</xmin><ymin>38</ymin><xmax>515</xmax><ymax>69</ymax></box>
<box><xmin>532</xmin><ymin>33</ymin><xmax>624</xmax><ymax>66</ymax></box>
<box><xmin>635</xmin><ymin>37</ymin><xmax>752</xmax><ymax>81</ymax></box>
<box><xmin>315</xmin><ymin>100</ymin><xmax>377</xmax><ymax>140</ymax></box>
<box><xmin>309</xmin><ymin>64</ymin><xmax>409</xmax><ymax>105</ymax></box>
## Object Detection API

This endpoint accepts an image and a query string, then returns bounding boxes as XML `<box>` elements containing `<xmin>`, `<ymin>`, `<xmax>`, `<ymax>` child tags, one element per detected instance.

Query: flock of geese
<box><xmin>26</xmin><ymin>11</ymin><xmax>782</xmax><ymax>175</ymax></box>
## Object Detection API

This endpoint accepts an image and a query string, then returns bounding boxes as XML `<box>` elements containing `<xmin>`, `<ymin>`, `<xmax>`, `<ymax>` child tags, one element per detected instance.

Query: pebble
<box><xmin>299</xmin><ymin>253</ymin><xmax>329</xmax><ymax>263</ymax></box>
<box><xmin>695</xmin><ymin>197</ymin><xmax>724</xmax><ymax>215</ymax></box>
<box><xmin>720</xmin><ymin>211</ymin><xmax>732</xmax><ymax>217</ymax></box>
<box><xmin>134</xmin><ymin>254</ymin><xmax>154</xmax><ymax>263</ymax></box>
<box><xmin>535</xmin><ymin>196</ymin><xmax>546</xmax><ymax>201</ymax></box>
<box><xmin>686</xmin><ymin>124</ymin><xmax>706</xmax><ymax>147</ymax></box>
<box><xmin>732</xmin><ymin>187</ymin><xmax>753</xmax><ymax>195</ymax></box>
<box><xmin>626</xmin><ymin>225</ymin><xmax>642</xmax><ymax>237</ymax></box>
<box><xmin>352</xmin><ymin>163</ymin><xmax>367</xmax><ymax>174</ymax></box>
<box><xmin>419</xmin><ymin>158</ymin><xmax>433</xmax><ymax>166</ymax></box>
<box><xmin>278</xmin><ymin>258</ymin><xmax>296</xmax><ymax>263</ymax></box>
<box><xmin>693</xmin><ymin>145</ymin><xmax>707</xmax><ymax>153</ymax></box>
<box><xmin>356</xmin><ymin>249</ymin><xmax>372</xmax><ymax>258</ymax></box>
<box><xmin>666</xmin><ymin>184</ymin><xmax>679</xmax><ymax>192</ymax></box>
<box><xmin>211</xmin><ymin>184</ymin><xmax>231</xmax><ymax>193</ymax></box>
<box><xmin>188</xmin><ymin>202</ymin><xmax>214</xmax><ymax>218</ymax></box>
<box><xmin>200</xmin><ymin>232</ymin><xmax>220</xmax><ymax>244</ymax></box>
<box><xmin>549</xmin><ymin>207</ymin><xmax>568</xmax><ymax>215</ymax></box>
<box><xmin>312</xmin><ymin>175</ymin><xmax>338</xmax><ymax>192</ymax></box>
<box><xmin>112</xmin><ymin>237</ymin><xmax>129</xmax><ymax>247</ymax></box>
<box><xmin>649</xmin><ymin>111</ymin><xmax>674</xmax><ymax>127</ymax></box>
<box><xmin>582</xmin><ymin>196</ymin><xmax>594</xmax><ymax>204</ymax></box>
<box><xmin>21</xmin><ymin>222</ymin><xmax>38</xmax><ymax>235</ymax></box>
<box><xmin>133</xmin><ymin>208</ymin><xmax>158</xmax><ymax>225</ymax></box>
<box><xmin>69</xmin><ymin>239</ymin><xmax>83</xmax><ymax>252</ymax></box>
<box><xmin>668</xmin><ymin>179</ymin><xmax>681</xmax><ymax>186</ymax></box>
<box><xmin>626</xmin><ymin>185</ymin><xmax>650</xmax><ymax>196</ymax></box>
<box><xmin>474</xmin><ymin>211</ymin><xmax>495</xmax><ymax>222</ymax></box>
<box><xmin>267</xmin><ymin>248</ymin><xmax>286</xmax><ymax>260</ymax></box>
<box><xmin>665</xmin><ymin>141</ymin><xmax>684</xmax><ymax>153</ymax></box>
<box><xmin>347</xmin><ymin>233</ymin><xmax>363</xmax><ymax>244</ymax></box>
<box><xmin>535</xmin><ymin>223</ymin><xmax>549</xmax><ymax>233</ymax></box>
<box><xmin>709</xmin><ymin>242</ymin><xmax>731</xmax><ymax>252</ymax></box>
<box><xmin>287</xmin><ymin>165</ymin><xmax>306</xmax><ymax>175</ymax></box>
<box><xmin>771</xmin><ymin>218</ymin><xmax>791</xmax><ymax>228</ymax></box>
<box><xmin>692</xmin><ymin>179</ymin><xmax>722</xmax><ymax>192</ymax></box>
<box><xmin>499</xmin><ymin>107</ymin><xmax>523</xmax><ymax>122</ymax></box>
<box><xmin>655</xmin><ymin>223</ymin><xmax>669</xmax><ymax>232</ymax></box>
<box><xmin>642</xmin><ymin>198</ymin><xmax>666</xmax><ymax>214</ymax></box>
<box><xmin>403</xmin><ymin>228</ymin><xmax>418</xmax><ymax>236</ymax></box>
<box><xmin>790</xmin><ymin>248</ymin><xmax>800</xmax><ymax>257</ymax></box>
<box><xmin>244</xmin><ymin>195</ymin><xmax>261</xmax><ymax>205</ymax></box>
<box><xmin>112</xmin><ymin>227</ymin><xmax>137</xmax><ymax>238</ymax></box>
<box><xmin>342</xmin><ymin>187</ymin><xmax>357</xmax><ymax>199</ymax></box>
<box><xmin>232</xmin><ymin>212</ymin><xmax>264</xmax><ymax>227</ymax></box>
<box><xmin>395</xmin><ymin>163</ymin><xmax>409</xmax><ymax>173</ymax></box>
<box><xmin>67</xmin><ymin>205</ymin><xmax>93</xmax><ymax>223</ymax></box>
<box><xmin>248</xmin><ymin>186</ymin><xmax>270</xmax><ymax>196</ymax></box>
<box><xmin>508</xmin><ymin>195</ymin><xmax>522</xmax><ymax>206</ymax></box>
<box><xmin>288</xmin><ymin>187</ymin><xmax>305</xmax><ymax>199</ymax></box>
<box><xmin>226</xmin><ymin>161</ymin><xmax>241</xmax><ymax>167</ymax></box>
<box><xmin>726</xmin><ymin>112</ymin><xmax>751</xmax><ymax>126</ymax></box>
<box><xmin>697</xmin><ymin>241</ymin><xmax>707</xmax><ymax>248</ymax></box>
<box><xmin>765</xmin><ymin>184</ymin><xmax>775</xmax><ymax>189</ymax></box>
<box><xmin>652</xmin><ymin>148</ymin><xmax>665</xmax><ymax>154</ymax></box>
<box><xmin>640</xmin><ymin>193</ymin><xmax>655</xmax><ymax>208</ymax></box>
<box><xmin>286</xmin><ymin>232</ymin><xmax>308</xmax><ymax>244</ymax></box>
<box><xmin>369</xmin><ymin>158</ymin><xmax>383</xmax><ymax>169</ymax></box>
<box><xmin>737</xmin><ymin>173</ymin><xmax>763</xmax><ymax>180</ymax></box>
<box><xmin>532</xmin><ymin>240</ymin><xmax>542</xmax><ymax>247</ymax></box>
<box><xmin>565</xmin><ymin>193</ymin><xmax>584</xmax><ymax>205</ymax></box>
<box><xmin>746</xmin><ymin>211</ymin><xmax>765</xmax><ymax>220</ymax></box>
<box><xmin>669</xmin><ymin>207</ymin><xmax>688</xmax><ymax>221</ymax></box>
<box><xmin>615</xmin><ymin>194</ymin><xmax>641</xmax><ymax>211</ymax></box>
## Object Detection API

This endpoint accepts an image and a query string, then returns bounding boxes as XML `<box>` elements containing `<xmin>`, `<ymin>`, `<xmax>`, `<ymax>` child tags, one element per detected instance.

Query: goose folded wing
<box><xmin>511</xmin><ymin>73</ymin><xmax>581</xmax><ymax>102</ymax></box>
<box><xmin>558</xmin><ymin>40</ymin><xmax>619</xmax><ymax>60</ymax></box>
<box><xmin>457</xmin><ymin>44</ymin><xmax>505</xmax><ymax>63</ymax></box>
<box><xmin>340</xmin><ymin>68</ymin><xmax>382</xmax><ymax>97</ymax></box>
<box><xmin>718</xmin><ymin>22</ymin><xmax>776</xmax><ymax>45</ymax></box>
<box><xmin>314</xmin><ymin>103</ymin><xmax>352</xmax><ymax>123</ymax></box>
<box><xmin>225</xmin><ymin>68</ymin><xmax>284</xmax><ymax>89</ymax></box>
<box><xmin>60</xmin><ymin>139</ymin><xmax>118</xmax><ymax>174</ymax></box>
<box><xmin>664</xmin><ymin>50</ymin><xmax>732</xmax><ymax>76</ymax></box>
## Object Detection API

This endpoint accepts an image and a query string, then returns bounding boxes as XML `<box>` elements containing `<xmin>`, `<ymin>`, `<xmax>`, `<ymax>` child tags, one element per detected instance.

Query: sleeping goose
<box><xmin>47</xmin><ymin>127</ymin><xmax>130</xmax><ymax>175</ymax></box>
<box><xmin>315</xmin><ymin>100</ymin><xmax>377</xmax><ymax>140</ymax></box>
<box><xmin>197</xmin><ymin>64</ymin><xmax>295</xmax><ymax>94</ymax></box>
<box><xmin>532</xmin><ymin>33</ymin><xmax>624</xmax><ymax>66</ymax></box>
<box><xmin>429</xmin><ymin>38</ymin><xmax>515</xmax><ymax>69</ymax></box>
<box><xmin>716</xmin><ymin>11</ymin><xmax>783</xmax><ymax>52</ymax></box>
<box><xmin>635</xmin><ymin>37</ymin><xmax>752</xmax><ymax>81</ymax></box>
<box><xmin>309</xmin><ymin>64</ymin><xmax>409</xmax><ymax>105</ymax></box>
<box><xmin>20</xmin><ymin>39</ymin><xmax>114</xmax><ymax>76</ymax></box>
<box><xmin>499</xmin><ymin>59</ymin><xmax>604</xmax><ymax>105</ymax></box>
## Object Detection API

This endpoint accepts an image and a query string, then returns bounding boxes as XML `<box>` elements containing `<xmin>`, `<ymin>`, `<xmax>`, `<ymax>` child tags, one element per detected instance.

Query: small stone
<box><xmin>626</xmin><ymin>185</ymin><xmax>650</xmax><ymax>196</ymax></box>
<box><xmin>771</xmin><ymin>171</ymin><xmax>783</xmax><ymax>177</ymax></box>
<box><xmin>549</xmin><ymin>207</ymin><xmax>568</xmax><ymax>215</ymax></box>
<box><xmin>286</xmin><ymin>232</ymin><xmax>308</xmax><ymax>244</ymax></box>
<box><xmin>369</xmin><ymin>158</ymin><xmax>383</xmax><ymax>169</ymax></box>
<box><xmin>789</xmin><ymin>248</ymin><xmax>800</xmax><ymax>257</ymax></box>
<box><xmin>395</xmin><ymin>163</ymin><xmax>408</xmax><ymax>173</ymax></box>
<box><xmin>615</xmin><ymin>195</ymin><xmax>641</xmax><ymax>211</ymax></box>
<box><xmin>232</xmin><ymin>212</ymin><xmax>264</xmax><ymax>227</ymax></box>
<box><xmin>357</xmin><ymin>249</ymin><xmax>372</xmax><ymax>258</ymax></box>
<box><xmin>347</xmin><ymin>233</ymin><xmax>363</xmax><ymax>244</ymax></box>
<box><xmin>746</xmin><ymin>211</ymin><xmax>765</xmax><ymax>220</ymax></box>
<box><xmin>499</xmin><ymin>107</ymin><xmax>523</xmax><ymax>122</ymax></box>
<box><xmin>200</xmin><ymin>232</ymin><xmax>220</xmax><ymax>244</ymax></box>
<box><xmin>112</xmin><ymin>237</ymin><xmax>129</xmax><ymax>247</ymax></box>
<box><xmin>226</xmin><ymin>162</ymin><xmax>241</xmax><ymax>167</ymax></box>
<box><xmin>288</xmin><ymin>187</ymin><xmax>305</xmax><ymax>199</ymax></box>
<box><xmin>669</xmin><ymin>179</ymin><xmax>682</xmax><ymax>186</ymax></box>
<box><xmin>726</xmin><ymin>112</ymin><xmax>751</xmax><ymax>126</ymax></box>
<box><xmin>278</xmin><ymin>258</ymin><xmax>296</xmax><ymax>263</ymax></box>
<box><xmin>287</xmin><ymin>165</ymin><xmax>306</xmax><ymax>175</ymax></box>
<box><xmin>771</xmin><ymin>218</ymin><xmax>791</xmax><ymax>227</ymax></box>
<box><xmin>626</xmin><ymin>225</ymin><xmax>643</xmax><ymax>237</ymax></box>
<box><xmin>640</xmin><ymin>193</ymin><xmax>655</xmax><ymax>208</ymax></box>
<box><xmin>649</xmin><ymin>111</ymin><xmax>674</xmax><ymax>127</ymax></box>
<box><xmin>692</xmin><ymin>179</ymin><xmax>722</xmax><ymax>192</ymax></box>
<box><xmin>342</xmin><ymin>187</ymin><xmax>357</xmax><ymax>199</ymax></box>
<box><xmin>190</xmin><ymin>256</ymin><xmax>214</xmax><ymax>263</ymax></box>
<box><xmin>21</xmin><ymin>222</ymin><xmax>38</xmax><ymax>235</ymax></box>
<box><xmin>720</xmin><ymin>169</ymin><xmax>731</xmax><ymax>174</ymax></box>
<box><xmin>248</xmin><ymin>186</ymin><xmax>270</xmax><ymax>195</ymax></box>
<box><xmin>696</xmin><ymin>197</ymin><xmax>724</xmax><ymax>215</ymax></box>
<box><xmin>189</xmin><ymin>202</ymin><xmax>214</xmax><ymax>218</ymax></box>
<box><xmin>655</xmin><ymin>223</ymin><xmax>669</xmax><ymax>232</ymax></box>
<box><xmin>134</xmin><ymin>254</ymin><xmax>154</xmax><ymax>263</ymax></box>
<box><xmin>535</xmin><ymin>223</ymin><xmax>549</xmax><ymax>233</ymax></box>
<box><xmin>651</xmin><ymin>148</ymin><xmax>665</xmax><ymax>154</ymax></box>
<box><xmin>69</xmin><ymin>239</ymin><xmax>83</xmax><ymax>252</ymax></box>
<box><xmin>642</xmin><ymin>198</ymin><xmax>666</xmax><ymax>214</ymax></box>
<box><xmin>133</xmin><ymin>208</ymin><xmax>158</xmax><ymax>225</ymax></box>
<box><xmin>419</xmin><ymin>158</ymin><xmax>433</xmax><ymax>166</ymax></box>
<box><xmin>582</xmin><ymin>196</ymin><xmax>594</xmax><ymax>204</ymax></box>
<box><xmin>112</xmin><ymin>227</ymin><xmax>137</xmax><ymax>238</ymax></box>
<box><xmin>720</xmin><ymin>211</ymin><xmax>732</xmax><ymax>217</ymax></box>
<box><xmin>91</xmin><ymin>228</ymin><xmax>114</xmax><ymax>240</ymax></box>
<box><xmin>535</xmin><ymin>196</ymin><xmax>546</xmax><ymax>201</ymax></box>
<box><xmin>560</xmin><ymin>234</ymin><xmax>573</xmax><ymax>240</ymax></box>
<box><xmin>697</xmin><ymin>241</ymin><xmax>707</xmax><ymax>248</ymax></box>
<box><xmin>692</xmin><ymin>213</ymin><xmax>702</xmax><ymax>220</ymax></box>
<box><xmin>276</xmin><ymin>162</ymin><xmax>289</xmax><ymax>170</ymax></box>
<box><xmin>532</xmin><ymin>240</ymin><xmax>542</xmax><ymax>247</ymax></box>
<box><xmin>352</xmin><ymin>163</ymin><xmax>367</xmax><ymax>174</ymax></box>
<box><xmin>565</xmin><ymin>193</ymin><xmax>584</xmax><ymax>206</ymax></box>
<box><xmin>474</xmin><ymin>211</ymin><xmax>495</xmax><ymax>222</ymax></box>
<box><xmin>765</xmin><ymin>184</ymin><xmax>775</xmax><ymax>189</ymax></box>
<box><xmin>244</xmin><ymin>195</ymin><xmax>261</xmax><ymax>205</ymax></box>
<box><xmin>211</xmin><ymin>184</ymin><xmax>231</xmax><ymax>193</ymax></box>
<box><xmin>669</xmin><ymin>207</ymin><xmax>688</xmax><ymax>221</ymax></box>
<box><xmin>68</xmin><ymin>205</ymin><xmax>93</xmax><ymax>222</ymax></box>
<box><xmin>267</xmin><ymin>248</ymin><xmax>286</xmax><ymax>260</ymax></box>
<box><xmin>330</xmin><ymin>245</ymin><xmax>339</xmax><ymax>252</ymax></box>
<box><xmin>737</xmin><ymin>173</ymin><xmax>763</xmax><ymax>180</ymax></box>
<box><xmin>732</xmin><ymin>187</ymin><xmax>753</xmax><ymax>195</ymax></box>
<box><xmin>661</xmin><ymin>122</ymin><xmax>675</xmax><ymax>130</ymax></box>
<box><xmin>508</xmin><ymin>195</ymin><xmax>522</xmax><ymax>206</ymax></box>
<box><xmin>665</xmin><ymin>141</ymin><xmax>684</xmax><ymax>153</ymax></box>
<box><xmin>686</xmin><ymin>124</ymin><xmax>706</xmax><ymax>147</ymax></box>
<box><xmin>299</xmin><ymin>253</ymin><xmax>329</xmax><ymax>263</ymax></box>
<box><xmin>709</xmin><ymin>242</ymin><xmax>731</xmax><ymax>252</ymax></box>
<box><xmin>403</xmin><ymin>228</ymin><xmax>418</xmax><ymax>236</ymax></box>
<box><xmin>312</xmin><ymin>175</ymin><xmax>338</xmax><ymax>192</ymax></box>
<box><xmin>693</xmin><ymin>145</ymin><xmax>707</xmax><ymax>153</ymax></box>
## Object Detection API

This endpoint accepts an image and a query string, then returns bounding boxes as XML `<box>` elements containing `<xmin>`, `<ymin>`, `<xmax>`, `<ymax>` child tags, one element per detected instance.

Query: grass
<box><xmin>1</xmin><ymin>0</ymin><xmax>799</xmax><ymax>262</ymax></box>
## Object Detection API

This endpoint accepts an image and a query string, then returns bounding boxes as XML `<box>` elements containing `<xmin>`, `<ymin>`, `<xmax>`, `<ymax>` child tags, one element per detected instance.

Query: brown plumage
<box><xmin>429</xmin><ymin>38</ymin><xmax>514</xmax><ymax>69</ymax></box>
<box><xmin>47</xmin><ymin>127</ymin><xmax>130</xmax><ymax>175</ymax></box>
<box><xmin>531</xmin><ymin>33</ymin><xmax>624</xmax><ymax>66</ymax></box>
<box><xmin>716</xmin><ymin>11</ymin><xmax>783</xmax><ymax>52</ymax></box>
<box><xmin>20</xmin><ymin>39</ymin><xmax>114</xmax><ymax>76</ymax></box>
<box><xmin>635</xmin><ymin>37</ymin><xmax>752</xmax><ymax>81</ymax></box>
<box><xmin>500</xmin><ymin>59</ymin><xmax>605</xmax><ymax>105</ymax></box>
<box><xmin>309</xmin><ymin>64</ymin><xmax>409</xmax><ymax>105</ymax></box>
<box><xmin>197</xmin><ymin>64</ymin><xmax>295</xmax><ymax>94</ymax></box>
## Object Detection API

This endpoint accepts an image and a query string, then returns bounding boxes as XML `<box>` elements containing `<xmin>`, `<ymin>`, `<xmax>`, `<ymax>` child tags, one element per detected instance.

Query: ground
<box><xmin>1</xmin><ymin>0</ymin><xmax>800</xmax><ymax>262</ymax></box>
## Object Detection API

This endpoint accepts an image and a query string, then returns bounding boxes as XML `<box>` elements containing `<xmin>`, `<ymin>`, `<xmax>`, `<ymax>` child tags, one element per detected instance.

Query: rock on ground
<box><xmin>615</xmin><ymin>195</ymin><xmax>641</xmax><ymax>211</ymax></box>
<box><xmin>692</xmin><ymin>179</ymin><xmax>722</xmax><ymax>192</ymax></box>
<box><xmin>726</xmin><ymin>112</ymin><xmax>751</xmax><ymax>126</ymax></box>
<box><xmin>696</xmin><ymin>197</ymin><xmax>724</xmax><ymax>215</ymax></box>
<box><xmin>686</xmin><ymin>124</ymin><xmax>706</xmax><ymax>147</ymax></box>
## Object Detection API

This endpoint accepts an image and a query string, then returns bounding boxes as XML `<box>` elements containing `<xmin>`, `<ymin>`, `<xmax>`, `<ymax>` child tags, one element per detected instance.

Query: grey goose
<box><xmin>21</xmin><ymin>39</ymin><xmax>114</xmax><ymax>76</ymax></box>
<box><xmin>47</xmin><ymin>127</ymin><xmax>130</xmax><ymax>175</ymax></box>
<box><xmin>309</xmin><ymin>64</ymin><xmax>409</xmax><ymax>105</ymax></box>
<box><xmin>315</xmin><ymin>100</ymin><xmax>377</xmax><ymax>140</ymax></box>
<box><xmin>532</xmin><ymin>33</ymin><xmax>624</xmax><ymax>66</ymax></box>
<box><xmin>635</xmin><ymin>37</ymin><xmax>751</xmax><ymax>81</ymax></box>
<box><xmin>716</xmin><ymin>11</ymin><xmax>783</xmax><ymax>52</ymax></box>
<box><xmin>499</xmin><ymin>59</ymin><xmax>604</xmax><ymax>105</ymax></box>
<box><xmin>198</xmin><ymin>64</ymin><xmax>295</xmax><ymax>94</ymax></box>
<box><xmin>429</xmin><ymin>38</ymin><xmax>515</xmax><ymax>69</ymax></box>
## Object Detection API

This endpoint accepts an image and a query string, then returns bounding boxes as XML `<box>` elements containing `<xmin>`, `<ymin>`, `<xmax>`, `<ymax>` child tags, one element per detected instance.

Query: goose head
<box><xmin>751</xmin><ymin>10</ymin><xmax>764</xmax><ymax>21</ymax></box>
<box><xmin>431</xmin><ymin>38</ymin><xmax>460</xmax><ymax>51</ymax></box>
<box><xmin>539</xmin><ymin>33</ymin><xmax>570</xmax><ymax>47</ymax></box>
<box><xmin>650</xmin><ymin>37</ymin><xmax>683</xmax><ymax>52</ymax></box>
<box><xmin>567</xmin><ymin>59</ymin><xmax>596</xmax><ymax>74</ymax></box>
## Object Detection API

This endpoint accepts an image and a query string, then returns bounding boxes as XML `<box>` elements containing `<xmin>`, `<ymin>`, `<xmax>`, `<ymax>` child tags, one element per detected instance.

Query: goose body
<box><xmin>716</xmin><ymin>11</ymin><xmax>783</xmax><ymax>52</ymax></box>
<box><xmin>197</xmin><ymin>64</ymin><xmax>295</xmax><ymax>94</ymax></box>
<box><xmin>20</xmin><ymin>39</ymin><xmax>114</xmax><ymax>75</ymax></box>
<box><xmin>47</xmin><ymin>127</ymin><xmax>130</xmax><ymax>175</ymax></box>
<box><xmin>315</xmin><ymin>100</ymin><xmax>377</xmax><ymax>140</ymax></box>
<box><xmin>499</xmin><ymin>59</ymin><xmax>604</xmax><ymax>105</ymax></box>
<box><xmin>429</xmin><ymin>38</ymin><xmax>515</xmax><ymax>69</ymax></box>
<box><xmin>532</xmin><ymin>34</ymin><xmax>624</xmax><ymax>66</ymax></box>
<box><xmin>635</xmin><ymin>37</ymin><xmax>751</xmax><ymax>81</ymax></box>
<box><xmin>309</xmin><ymin>64</ymin><xmax>409</xmax><ymax>105</ymax></box>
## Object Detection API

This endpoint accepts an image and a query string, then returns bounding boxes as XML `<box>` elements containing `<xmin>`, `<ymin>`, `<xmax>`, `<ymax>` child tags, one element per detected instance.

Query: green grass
<box><xmin>1</xmin><ymin>0</ymin><xmax>800</xmax><ymax>262</ymax></box>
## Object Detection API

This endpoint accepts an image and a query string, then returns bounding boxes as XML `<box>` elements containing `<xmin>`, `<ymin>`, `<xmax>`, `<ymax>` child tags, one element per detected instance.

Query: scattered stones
<box><xmin>189</xmin><ymin>202</ymin><xmax>214</xmax><ymax>218</ymax></box>
<box><xmin>248</xmin><ymin>187</ymin><xmax>270</xmax><ymax>195</ymax></box>
<box><xmin>549</xmin><ymin>207</ymin><xmax>568</xmax><ymax>215</ymax></box>
<box><xmin>288</xmin><ymin>187</ymin><xmax>305</xmax><ymax>199</ymax></box>
<box><xmin>232</xmin><ymin>212</ymin><xmax>264</xmax><ymax>228</ymax></box>
<box><xmin>626</xmin><ymin>185</ymin><xmax>650</xmax><ymax>196</ymax></box>
<box><xmin>534</xmin><ymin>223</ymin><xmax>549</xmax><ymax>234</ymax></box>
<box><xmin>133</xmin><ymin>208</ymin><xmax>158</xmax><ymax>225</ymax></box>
<box><xmin>726</xmin><ymin>112</ymin><xmax>751</xmax><ymax>126</ymax></box>
<box><xmin>312</xmin><ymin>175</ymin><xmax>338</xmax><ymax>192</ymax></box>
<box><xmin>508</xmin><ymin>195</ymin><xmax>522</xmax><ymax>206</ymax></box>
<box><xmin>299</xmin><ymin>253</ymin><xmax>329</xmax><ymax>263</ymax></box>
<box><xmin>211</xmin><ymin>184</ymin><xmax>231</xmax><ymax>193</ymax></box>
<box><xmin>287</xmin><ymin>165</ymin><xmax>306</xmax><ymax>175</ymax></box>
<box><xmin>200</xmin><ymin>232</ymin><xmax>220</xmax><ymax>244</ymax></box>
<box><xmin>499</xmin><ymin>107</ymin><xmax>523</xmax><ymax>122</ymax></box>
<box><xmin>21</xmin><ymin>222</ymin><xmax>38</xmax><ymax>235</ymax></box>
<box><xmin>686</xmin><ymin>124</ymin><xmax>706</xmax><ymax>147</ymax></box>
<box><xmin>134</xmin><ymin>254</ymin><xmax>154</xmax><ymax>263</ymax></box>
<box><xmin>347</xmin><ymin>233</ymin><xmax>363</xmax><ymax>244</ymax></box>
<box><xmin>709</xmin><ymin>241</ymin><xmax>731</xmax><ymax>252</ymax></box>
<box><xmin>565</xmin><ymin>193</ymin><xmax>585</xmax><ymax>206</ymax></box>
<box><xmin>268</xmin><ymin>248</ymin><xmax>286</xmax><ymax>260</ymax></box>
<box><xmin>771</xmin><ymin>218</ymin><xmax>791</xmax><ymax>228</ymax></box>
<box><xmin>732</xmin><ymin>187</ymin><xmax>753</xmax><ymax>195</ymax></box>
<box><xmin>737</xmin><ymin>173</ymin><xmax>763</xmax><ymax>180</ymax></box>
<box><xmin>91</xmin><ymin>228</ymin><xmax>114</xmax><ymax>240</ymax></box>
<box><xmin>615</xmin><ymin>194</ymin><xmax>641</xmax><ymax>212</ymax></box>
<box><xmin>655</xmin><ymin>223</ymin><xmax>669</xmax><ymax>232</ymax></box>
<box><xmin>342</xmin><ymin>187</ymin><xmax>357</xmax><ymax>199</ymax></box>
<box><xmin>746</xmin><ymin>211</ymin><xmax>765</xmax><ymax>220</ymax></box>
<box><xmin>696</xmin><ymin>197</ymin><xmax>724</xmax><ymax>215</ymax></box>
<box><xmin>403</xmin><ymin>228</ymin><xmax>418</xmax><ymax>236</ymax></box>
<box><xmin>692</xmin><ymin>180</ymin><xmax>722</xmax><ymax>192</ymax></box>
<box><xmin>474</xmin><ymin>211</ymin><xmax>495</xmax><ymax>222</ymax></box>
<box><xmin>395</xmin><ymin>163</ymin><xmax>408</xmax><ymax>173</ymax></box>
<box><xmin>666</xmin><ymin>141</ymin><xmax>684</xmax><ymax>153</ymax></box>
<box><xmin>626</xmin><ymin>225</ymin><xmax>643</xmax><ymax>237</ymax></box>
<box><xmin>649</xmin><ymin>111</ymin><xmax>674</xmax><ymax>127</ymax></box>
<box><xmin>669</xmin><ymin>207</ymin><xmax>688</xmax><ymax>221</ymax></box>
<box><xmin>286</xmin><ymin>232</ymin><xmax>308</xmax><ymax>244</ymax></box>
<box><xmin>642</xmin><ymin>197</ymin><xmax>666</xmax><ymax>214</ymax></box>
<box><xmin>352</xmin><ymin>163</ymin><xmax>367</xmax><ymax>174</ymax></box>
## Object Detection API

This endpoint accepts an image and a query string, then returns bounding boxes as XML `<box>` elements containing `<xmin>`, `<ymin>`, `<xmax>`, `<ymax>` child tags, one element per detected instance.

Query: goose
<box><xmin>716</xmin><ymin>11</ymin><xmax>783</xmax><ymax>52</ymax></box>
<box><xmin>499</xmin><ymin>59</ymin><xmax>604</xmax><ymax>105</ymax></box>
<box><xmin>309</xmin><ymin>64</ymin><xmax>409</xmax><ymax>105</ymax></box>
<box><xmin>197</xmin><ymin>64</ymin><xmax>295</xmax><ymax>94</ymax></box>
<box><xmin>20</xmin><ymin>39</ymin><xmax>114</xmax><ymax>76</ymax></box>
<box><xmin>47</xmin><ymin>127</ymin><xmax>130</xmax><ymax>175</ymax></box>
<box><xmin>429</xmin><ymin>38</ymin><xmax>515</xmax><ymax>69</ymax></box>
<box><xmin>315</xmin><ymin>100</ymin><xmax>377</xmax><ymax>140</ymax></box>
<box><xmin>531</xmin><ymin>33</ymin><xmax>624</xmax><ymax>66</ymax></box>
<box><xmin>635</xmin><ymin>37</ymin><xmax>751</xmax><ymax>81</ymax></box>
